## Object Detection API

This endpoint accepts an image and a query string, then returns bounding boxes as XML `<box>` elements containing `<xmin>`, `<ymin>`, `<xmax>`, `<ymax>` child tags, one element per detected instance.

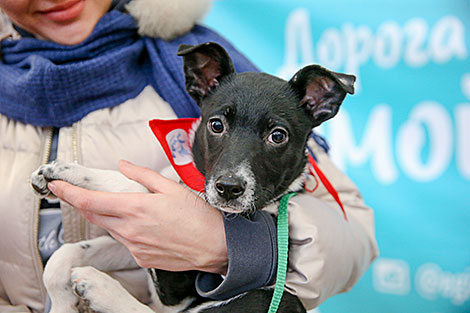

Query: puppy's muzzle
<box><xmin>214</xmin><ymin>175</ymin><xmax>246</xmax><ymax>201</ymax></box>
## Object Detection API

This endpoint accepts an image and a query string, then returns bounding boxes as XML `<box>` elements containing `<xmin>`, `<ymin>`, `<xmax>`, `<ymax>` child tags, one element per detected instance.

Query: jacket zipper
<box><xmin>34</xmin><ymin>127</ymin><xmax>54</xmax><ymax>299</ymax></box>
<box><xmin>72</xmin><ymin>123</ymin><xmax>87</xmax><ymax>240</ymax></box>
<box><xmin>72</xmin><ymin>123</ymin><xmax>79</xmax><ymax>164</ymax></box>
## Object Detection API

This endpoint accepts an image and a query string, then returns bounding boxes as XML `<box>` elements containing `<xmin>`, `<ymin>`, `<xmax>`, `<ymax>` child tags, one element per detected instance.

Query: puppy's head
<box><xmin>178</xmin><ymin>42</ymin><xmax>355</xmax><ymax>214</ymax></box>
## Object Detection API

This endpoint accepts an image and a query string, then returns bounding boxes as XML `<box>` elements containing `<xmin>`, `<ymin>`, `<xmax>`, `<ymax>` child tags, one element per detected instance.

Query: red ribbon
<box><xmin>149</xmin><ymin>118</ymin><xmax>348</xmax><ymax>221</ymax></box>
<box><xmin>308</xmin><ymin>154</ymin><xmax>348</xmax><ymax>221</ymax></box>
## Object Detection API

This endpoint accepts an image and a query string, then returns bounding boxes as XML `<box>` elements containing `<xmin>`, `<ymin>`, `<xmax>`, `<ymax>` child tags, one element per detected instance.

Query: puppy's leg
<box><xmin>71</xmin><ymin>266</ymin><xmax>154</xmax><ymax>313</ymax></box>
<box><xmin>43</xmin><ymin>236</ymin><xmax>139</xmax><ymax>313</ymax></box>
<box><xmin>31</xmin><ymin>160</ymin><xmax>148</xmax><ymax>199</ymax></box>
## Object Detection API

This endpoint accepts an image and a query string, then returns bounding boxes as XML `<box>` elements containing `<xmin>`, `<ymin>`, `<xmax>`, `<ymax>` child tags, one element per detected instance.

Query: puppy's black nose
<box><xmin>214</xmin><ymin>176</ymin><xmax>246</xmax><ymax>201</ymax></box>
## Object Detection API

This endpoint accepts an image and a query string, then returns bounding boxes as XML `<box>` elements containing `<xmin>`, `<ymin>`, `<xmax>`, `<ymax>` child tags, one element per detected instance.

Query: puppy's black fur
<box><xmin>152</xmin><ymin>42</ymin><xmax>355</xmax><ymax>312</ymax></box>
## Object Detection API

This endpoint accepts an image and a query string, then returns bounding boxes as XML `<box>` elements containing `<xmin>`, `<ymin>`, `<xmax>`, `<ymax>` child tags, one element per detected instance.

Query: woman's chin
<box><xmin>36</xmin><ymin>21</ymin><xmax>96</xmax><ymax>45</ymax></box>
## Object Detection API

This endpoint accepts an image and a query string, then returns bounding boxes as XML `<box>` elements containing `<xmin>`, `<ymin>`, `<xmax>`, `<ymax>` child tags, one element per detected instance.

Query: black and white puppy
<box><xmin>31</xmin><ymin>42</ymin><xmax>355</xmax><ymax>313</ymax></box>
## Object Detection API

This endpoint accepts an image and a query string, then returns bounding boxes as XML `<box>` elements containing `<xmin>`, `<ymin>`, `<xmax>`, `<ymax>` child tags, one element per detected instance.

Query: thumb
<box><xmin>118</xmin><ymin>160</ymin><xmax>180</xmax><ymax>193</ymax></box>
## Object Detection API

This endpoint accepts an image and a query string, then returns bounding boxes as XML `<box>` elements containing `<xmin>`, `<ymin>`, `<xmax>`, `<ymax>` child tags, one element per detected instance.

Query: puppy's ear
<box><xmin>288</xmin><ymin>65</ymin><xmax>355</xmax><ymax>127</ymax></box>
<box><xmin>177</xmin><ymin>42</ymin><xmax>235</xmax><ymax>105</ymax></box>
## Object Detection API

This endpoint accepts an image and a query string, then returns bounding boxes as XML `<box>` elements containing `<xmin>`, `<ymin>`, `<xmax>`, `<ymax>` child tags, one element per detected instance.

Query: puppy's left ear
<box><xmin>178</xmin><ymin>42</ymin><xmax>235</xmax><ymax>105</ymax></box>
<box><xmin>288</xmin><ymin>65</ymin><xmax>355</xmax><ymax>127</ymax></box>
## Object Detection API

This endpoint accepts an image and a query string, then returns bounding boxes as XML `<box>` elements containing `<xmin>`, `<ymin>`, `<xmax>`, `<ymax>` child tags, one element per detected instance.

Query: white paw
<box><xmin>71</xmin><ymin>267</ymin><xmax>112</xmax><ymax>300</ymax></box>
<box><xmin>31</xmin><ymin>160</ymin><xmax>73</xmax><ymax>198</ymax></box>
<box><xmin>44</xmin><ymin>244</ymin><xmax>85</xmax><ymax>313</ymax></box>
<box><xmin>71</xmin><ymin>267</ymin><xmax>153</xmax><ymax>313</ymax></box>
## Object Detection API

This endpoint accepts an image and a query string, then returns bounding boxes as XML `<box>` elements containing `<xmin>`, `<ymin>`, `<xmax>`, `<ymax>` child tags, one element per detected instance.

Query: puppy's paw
<box><xmin>30</xmin><ymin>160</ymin><xmax>72</xmax><ymax>198</ymax></box>
<box><xmin>71</xmin><ymin>267</ymin><xmax>153</xmax><ymax>313</ymax></box>
<box><xmin>45</xmin><ymin>276</ymin><xmax>80</xmax><ymax>313</ymax></box>
<box><xmin>30</xmin><ymin>169</ymin><xmax>51</xmax><ymax>198</ymax></box>
<box><xmin>72</xmin><ymin>278</ymin><xmax>89</xmax><ymax>299</ymax></box>
<box><xmin>44</xmin><ymin>243</ymin><xmax>85</xmax><ymax>313</ymax></box>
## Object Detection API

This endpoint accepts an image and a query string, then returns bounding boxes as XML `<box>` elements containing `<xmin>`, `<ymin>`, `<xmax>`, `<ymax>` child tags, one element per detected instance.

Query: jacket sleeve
<box><xmin>266</xmin><ymin>137</ymin><xmax>379</xmax><ymax>309</ymax></box>
<box><xmin>195</xmin><ymin>210</ymin><xmax>277</xmax><ymax>299</ymax></box>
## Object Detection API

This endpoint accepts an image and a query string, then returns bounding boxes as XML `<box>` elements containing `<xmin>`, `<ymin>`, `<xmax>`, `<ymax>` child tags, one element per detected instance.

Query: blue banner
<box><xmin>204</xmin><ymin>1</ymin><xmax>470</xmax><ymax>312</ymax></box>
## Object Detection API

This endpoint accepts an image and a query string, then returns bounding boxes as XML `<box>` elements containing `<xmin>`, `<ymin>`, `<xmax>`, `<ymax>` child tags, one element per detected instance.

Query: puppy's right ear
<box><xmin>178</xmin><ymin>42</ymin><xmax>235</xmax><ymax>105</ymax></box>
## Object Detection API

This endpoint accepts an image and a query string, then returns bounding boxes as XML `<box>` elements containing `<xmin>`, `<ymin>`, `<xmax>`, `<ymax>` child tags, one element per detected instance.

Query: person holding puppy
<box><xmin>0</xmin><ymin>0</ymin><xmax>378</xmax><ymax>312</ymax></box>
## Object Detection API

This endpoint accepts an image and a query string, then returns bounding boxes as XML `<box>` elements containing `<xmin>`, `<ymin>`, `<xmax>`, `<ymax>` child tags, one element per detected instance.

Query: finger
<box><xmin>118</xmin><ymin>160</ymin><xmax>180</xmax><ymax>193</ymax></box>
<box><xmin>48</xmin><ymin>180</ymin><xmax>129</xmax><ymax>216</ymax></box>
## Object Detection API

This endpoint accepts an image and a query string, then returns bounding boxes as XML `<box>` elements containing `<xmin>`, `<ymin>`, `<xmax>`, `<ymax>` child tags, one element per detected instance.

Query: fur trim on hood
<box><xmin>0</xmin><ymin>0</ymin><xmax>212</xmax><ymax>41</ymax></box>
<box><xmin>126</xmin><ymin>0</ymin><xmax>212</xmax><ymax>40</ymax></box>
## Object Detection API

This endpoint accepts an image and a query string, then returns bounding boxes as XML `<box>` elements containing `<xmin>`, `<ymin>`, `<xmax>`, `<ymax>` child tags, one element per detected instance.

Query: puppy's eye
<box><xmin>209</xmin><ymin>118</ymin><xmax>224</xmax><ymax>134</ymax></box>
<box><xmin>268</xmin><ymin>128</ymin><xmax>288</xmax><ymax>145</ymax></box>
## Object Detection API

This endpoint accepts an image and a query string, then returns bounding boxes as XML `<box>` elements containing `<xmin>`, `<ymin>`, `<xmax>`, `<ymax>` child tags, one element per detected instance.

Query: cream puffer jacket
<box><xmin>0</xmin><ymin>1</ymin><xmax>378</xmax><ymax>312</ymax></box>
<box><xmin>0</xmin><ymin>85</ymin><xmax>378</xmax><ymax>312</ymax></box>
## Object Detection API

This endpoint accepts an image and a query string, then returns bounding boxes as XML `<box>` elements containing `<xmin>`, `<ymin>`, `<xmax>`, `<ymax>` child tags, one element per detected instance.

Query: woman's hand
<box><xmin>48</xmin><ymin>160</ymin><xmax>228</xmax><ymax>274</ymax></box>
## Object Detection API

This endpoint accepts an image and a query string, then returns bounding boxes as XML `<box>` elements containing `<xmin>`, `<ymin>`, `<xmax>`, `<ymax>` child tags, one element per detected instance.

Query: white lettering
<box><xmin>317</xmin><ymin>28</ymin><xmax>342</xmax><ymax>70</ymax></box>
<box><xmin>327</xmin><ymin>105</ymin><xmax>398</xmax><ymax>184</ymax></box>
<box><xmin>455</xmin><ymin>102</ymin><xmax>470</xmax><ymax>179</ymax></box>
<box><xmin>374</xmin><ymin>21</ymin><xmax>402</xmax><ymax>68</ymax></box>
<box><xmin>278</xmin><ymin>11</ymin><xmax>468</xmax><ymax>183</ymax></box>
<box><xmin>372</xmin><ymin>258</ymin><xmax>411</xmax><ymax>295</ymax></box>
<box><xmin>343</xmin><ymin>23</ymin><xmax>373</xmax><ymax>91</ymax></box>
<box><xmin>397</xmin><ymin>102</ymin><xmax>453</xmax><ymax>181</ymax></box>
<box><xmin>430</xmin><ymin>16</ymin><xmax>468</xmax><ymax>64</ymax></box>
<box><xmin>456</xmin><ymin>74</ymin><xmax>470</xmax><ymax>179</ymax></box>
<box><xmin>325</xmin><ymin>100</ymin><xmax>469</xmax><ymax>183</ymax></box>
<box><xmin>278</xmin><ymin>8</ymin><xmax>314</xmax><ymax>79</ymax></box>
<box><xmin>415</xmin><ymin>263</ymin><xmax>470</xmax><ymax>305</ymax></box>
<box><xmin>403</xmin><ymin>18</ymin><xmax>429</xmax><ymax>67</ymax></box>
<box><xmin>278</xmin><ymin>13</ymin><xmax>468</xmax><ymax>83</ymax></box>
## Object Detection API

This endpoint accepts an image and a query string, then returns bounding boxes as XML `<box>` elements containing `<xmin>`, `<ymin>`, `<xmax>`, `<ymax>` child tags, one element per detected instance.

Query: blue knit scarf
<box><xmin>0</xmin><ymin>11</ymin><xmax>256</xmax><ymax>127</ymax></box>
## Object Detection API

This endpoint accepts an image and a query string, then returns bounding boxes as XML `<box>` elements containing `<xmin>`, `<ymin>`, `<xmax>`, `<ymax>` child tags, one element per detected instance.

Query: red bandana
<box><xmin>149</xmin><ymin>118</ymin><xmax>348</xmax><ymax>221</ymax></box>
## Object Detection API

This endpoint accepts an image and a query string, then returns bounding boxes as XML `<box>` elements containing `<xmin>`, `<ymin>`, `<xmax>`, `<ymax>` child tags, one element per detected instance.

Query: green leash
<box><xmin>268</xmin><ymin>192</ymin><xmax>296</xmax><ymax>313</ymax></box>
